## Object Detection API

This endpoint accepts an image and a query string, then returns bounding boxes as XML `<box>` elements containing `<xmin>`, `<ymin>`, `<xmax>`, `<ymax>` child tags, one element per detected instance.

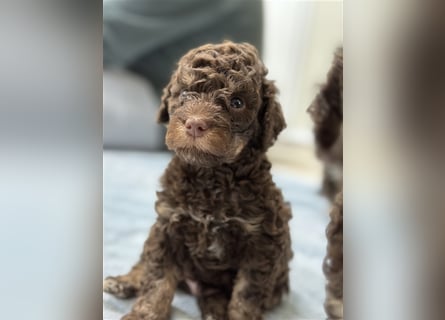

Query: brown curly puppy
<box><xmin>308</xmin><ymin>48</ymin><xmax>343</xmax><ymax>319</ymax></box>
<box><xmin>104</xmin><ymin>41</ymin><xmax>293</xmax><ymax>320</ymax></box>
<box><xmin>307</xmin><ymin>48</ymin><xmax>343</xmax><ymax>202</ymax></box>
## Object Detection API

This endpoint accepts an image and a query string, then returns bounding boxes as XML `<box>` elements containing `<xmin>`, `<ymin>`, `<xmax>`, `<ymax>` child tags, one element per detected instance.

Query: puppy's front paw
<box><xmin>324</xmin><ymin>297</ymin><xmax>343</xmax><ymax>319</ymax></box>
<box><xmin>121</xmin><ymin>312</ymin><xmax>141</xmax><ymax>320</ymax></box>
<box><xmin>201</xmin><ymin>306</ymin><xmax>228</xmax><ymax>320</ymax></box>
<box><xmin>121</xmin><ymin>312</ymin><xmax>160</xmax><ymax>320</ymax></box>
<box><xmin>228</xmin><ymin>303</ymin><xmax>262</xmax><ymax>320</ymax></box>
<box><xmin>121</xmin><ymin>308</ymin><xmax>168</xmax><ymax>320</ymax></box>
<box><xmin>103</xmin><ymin>276</ymin><xmax>138</xmax><ymax>298</ymax></box>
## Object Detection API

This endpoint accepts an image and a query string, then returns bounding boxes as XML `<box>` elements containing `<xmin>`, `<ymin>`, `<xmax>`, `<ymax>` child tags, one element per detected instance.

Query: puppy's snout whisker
<box><xmin>185</xmin><ymin>118</ymin><xmax>209</xmax><ymax>138</ymax></box>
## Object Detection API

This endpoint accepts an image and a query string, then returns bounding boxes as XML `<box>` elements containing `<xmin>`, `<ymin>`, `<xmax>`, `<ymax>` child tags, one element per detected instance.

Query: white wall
<box><xmin>263</xmin><ymin>0</ymin><xmax>343</xmax><ymax>145</ymax></box>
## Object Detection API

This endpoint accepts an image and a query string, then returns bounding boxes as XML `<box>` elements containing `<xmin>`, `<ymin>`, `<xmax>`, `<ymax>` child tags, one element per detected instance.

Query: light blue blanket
<box><xmin>103</xmin><ymin>151</ymin><xmax>329</xmax><ymax>320</ymax></box>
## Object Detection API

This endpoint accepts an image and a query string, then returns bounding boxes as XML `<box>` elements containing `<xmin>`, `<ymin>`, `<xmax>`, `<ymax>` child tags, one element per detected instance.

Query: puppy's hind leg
<box><xmin>122</xmin><ymin>273</ymin><xmax>177</xmax><ymax>320</ymax></box>
<box><xmin>104</xmin><ymin>221</ymin><xmax>170</xmax><ymax>299</ymax></box>
<box><xmin>119</xmin><ymin>222</ymin><xmax>179</xmax><ymax>319</ymax></box>
<box><xmin>103</xmin><ymin>260</ymin><xmax>145</xmax><ymax>298</ymax></box>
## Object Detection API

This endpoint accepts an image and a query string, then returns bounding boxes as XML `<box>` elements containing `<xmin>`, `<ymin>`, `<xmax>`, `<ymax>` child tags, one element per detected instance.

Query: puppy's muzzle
<box><xmin>185</xmin><ymin>117</ymin><xmax>210</xmax><ymax>138</ymax></box>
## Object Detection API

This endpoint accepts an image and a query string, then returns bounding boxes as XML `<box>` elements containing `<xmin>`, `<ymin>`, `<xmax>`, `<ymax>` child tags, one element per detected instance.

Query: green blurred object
<box><xmin>103</xmin><ymin>0</ymin><xmax>263</xmax><ymax>94</ymax></box>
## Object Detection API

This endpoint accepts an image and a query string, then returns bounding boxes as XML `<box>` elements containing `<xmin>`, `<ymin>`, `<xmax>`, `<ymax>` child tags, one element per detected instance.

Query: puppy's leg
<box><xmin>104</xmin><ymin>221</ymin><xmax>172</xmax><ymax>299</ymax></box>
<box><xmin>228</xmin><ymin>244</ymin><xmax>291</xmax><ymax>320</ymax></box>
<box><xmin>264</xmin><ymin>269</ymin><xmax>289</xmax><ymax>310</ymax></box>
<box><xmin>198</xmin><ymin>288</ymin><xmax>230</xmax><ymax>320</ymax></box>
<box><xmin>122</xmin><ymin>272</ymin><xmax>177</xmax><ymax>320</ymax></box>
<box><xmin>227</xmin><ymin>270</ymin><xmax>268</xmax><ymax>320</ymax></box>
<box><xmin>323</xmin><ymin>192</ymin><xmax>343</xmax><ymax>319</ymax></box>
<box><xmin>103</xmin><ymin>260</ymin><xmax>145</xmax><ymax>298</ymax></box>
<box><xmin>119</xmin><ymin>222</ymin><xmax>178</xmax><ymax>320</ymax></box>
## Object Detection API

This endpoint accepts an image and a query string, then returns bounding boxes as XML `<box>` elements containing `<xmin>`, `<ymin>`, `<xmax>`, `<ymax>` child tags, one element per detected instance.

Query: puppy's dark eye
<box><xmin>230</xmin><ymin>97</ymin><xmax>244</xmax><ymax>109</ymax></box>
<box><xmin>180</xmin><ymin>90</ymin><xmax>192</xmax><ymax>105</ymax></box>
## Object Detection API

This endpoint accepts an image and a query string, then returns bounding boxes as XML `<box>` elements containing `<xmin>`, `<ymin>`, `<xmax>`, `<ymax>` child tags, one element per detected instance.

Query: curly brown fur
<box><xmin>323</xmin><ymin>192</ymin><xmax>343</xmax><ymax>319</ymax></box>
<box><xmin>104</xmin><ymin>41</ymin><xmax>293</xmax><ymax>320</ymax></box>
<box><xmin>308</xmin><ymin>48</ymin><xmax>343</xmax><ymax>319</ymax></box>
<box><xmin>307</xmin><ymin>48</ymin><xmax>343</xmax><ymax>201</ymax></box>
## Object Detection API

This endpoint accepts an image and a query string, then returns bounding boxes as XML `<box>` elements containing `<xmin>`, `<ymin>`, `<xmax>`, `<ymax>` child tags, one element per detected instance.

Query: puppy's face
<box><xmin>158</xmin><ymin>42</ymin><xmax>286</xmax><ymax>167</ymax></box>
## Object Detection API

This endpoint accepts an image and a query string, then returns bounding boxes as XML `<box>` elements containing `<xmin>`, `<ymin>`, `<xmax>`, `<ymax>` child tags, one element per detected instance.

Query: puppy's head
<box><xmin>157</xmin><ymin>41</ymin><xmax>285</xmax><ymax>167</ymax></box>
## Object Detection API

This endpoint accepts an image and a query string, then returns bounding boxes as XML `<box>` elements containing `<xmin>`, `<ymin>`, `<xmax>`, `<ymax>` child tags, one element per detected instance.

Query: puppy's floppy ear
<box><xmin>157</xmin><ymin>81</ymin><xmax>172</xmax><ymax>124</ymax></box>
<box><xmin>258</xmin><ymin>79</ymin><xmax>286</xmax><ymax>151</ymax></box>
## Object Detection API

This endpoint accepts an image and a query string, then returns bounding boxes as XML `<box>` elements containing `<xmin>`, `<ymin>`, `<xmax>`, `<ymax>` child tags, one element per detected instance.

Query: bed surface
<box><xmin>103</xmin><ymin>150</ymin><xmax>329</xmax><ymax>320</ymax></box>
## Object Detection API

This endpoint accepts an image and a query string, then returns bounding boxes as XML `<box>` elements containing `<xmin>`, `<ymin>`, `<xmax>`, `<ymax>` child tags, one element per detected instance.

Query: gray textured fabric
<box><xmin>104</xmin><ymin>0</ymin><xmax>263</xmax><ymax>92</ymax></box>
<box><xmin>103</xmin><ymin>151</ymin><xmax>329</xmax><ymax>319</ymax></box>
<box><xmin>103</xmin><ymin>70</ymin><xmax>165</xmax><ymax>150</ymax></box>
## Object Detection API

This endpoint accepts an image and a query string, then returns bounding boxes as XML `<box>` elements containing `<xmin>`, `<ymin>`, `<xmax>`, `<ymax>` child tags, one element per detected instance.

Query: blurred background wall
<box><xmin>263</xmin><ymin>1</ymin><xmax>342</xmax><ymax>144</ymax></box>
<box><xmin>263</xmin><ymin>1</ymin><xmax>342</xmax><ymax>177</ymax></box>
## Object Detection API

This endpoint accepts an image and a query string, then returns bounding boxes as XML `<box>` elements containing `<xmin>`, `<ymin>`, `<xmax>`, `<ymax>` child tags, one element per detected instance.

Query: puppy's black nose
<box><xmin>185</xmin><ymin>118</ymin><xmax>208</xmax><ymax>138</ymax></box>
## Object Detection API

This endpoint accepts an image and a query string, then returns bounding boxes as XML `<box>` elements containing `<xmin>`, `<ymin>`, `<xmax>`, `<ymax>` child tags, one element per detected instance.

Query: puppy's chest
<box><xmin>180</xmin><ymin>176</ymin><xmax>259</xmax><ymax>210</ymax></box>
<box><xmin>179</xmin><ymin>214</ymin><xmax>246</xmax><ymax>263</ymax></box>
<box><xmin>164</xmin><ymin>174</ymin><xmax>261</xmax><ymax>268</ymax></box>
